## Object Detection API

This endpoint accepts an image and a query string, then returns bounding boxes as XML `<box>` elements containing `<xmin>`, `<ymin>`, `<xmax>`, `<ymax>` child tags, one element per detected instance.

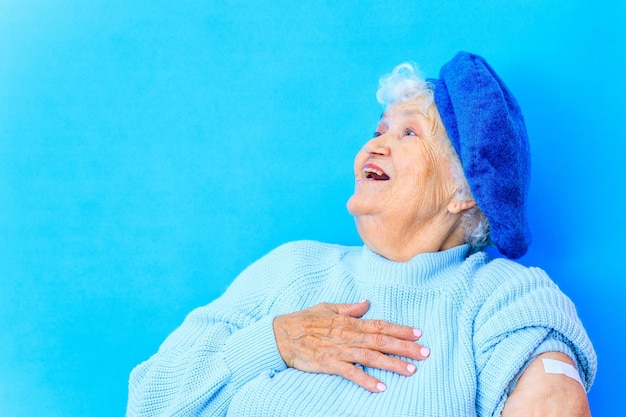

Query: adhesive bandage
<box><xmin>542</xmin><ymin>358</ymin><xmax>584</xmax><ymax>389</ymax></box>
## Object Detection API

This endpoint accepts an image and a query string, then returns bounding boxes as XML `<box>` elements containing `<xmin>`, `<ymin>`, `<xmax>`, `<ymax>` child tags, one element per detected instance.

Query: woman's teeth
<box><xmin>362</xmin><ymin>167</ymin><xmax>390</xmax><ymax>180</ymax></box>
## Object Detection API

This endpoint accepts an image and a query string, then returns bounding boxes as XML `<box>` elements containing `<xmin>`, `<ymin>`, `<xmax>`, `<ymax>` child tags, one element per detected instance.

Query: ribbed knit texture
<box><xmin>127</xmin><ymin>241</ymin><xmax>596</xmax><ymax>417</ymax></box>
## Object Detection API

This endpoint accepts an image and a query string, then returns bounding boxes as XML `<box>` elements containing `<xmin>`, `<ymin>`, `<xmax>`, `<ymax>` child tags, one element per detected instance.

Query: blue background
<box><xmin>2</xmin><ymin>1</ymin><xmax>624</xmax><ymax>415</ymax></box>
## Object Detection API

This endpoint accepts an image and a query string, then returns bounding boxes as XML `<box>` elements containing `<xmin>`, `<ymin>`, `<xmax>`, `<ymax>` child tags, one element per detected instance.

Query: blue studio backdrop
<box><xmin>1</xmin><ymin>1</ymin><xmax>624</xmax><ymax>415</ymax></box>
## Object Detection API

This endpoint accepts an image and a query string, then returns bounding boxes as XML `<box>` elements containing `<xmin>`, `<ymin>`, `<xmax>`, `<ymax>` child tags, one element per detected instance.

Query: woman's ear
<box><xmin>447</xmin><ymin>198</ymin><xmax>477</xmax><ymax>214</ymax></box>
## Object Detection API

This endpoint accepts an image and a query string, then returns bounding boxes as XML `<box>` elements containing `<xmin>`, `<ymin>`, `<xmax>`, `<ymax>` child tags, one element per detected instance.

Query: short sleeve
<box><xmin>472</xmin><ymin>263</ymin><xmax>596</xmax><ymax>417</ymax></box>
<box><xmin>496</xmin><ymin>331</ymin><xmax>580</xmax><ymax>414</ymax></box>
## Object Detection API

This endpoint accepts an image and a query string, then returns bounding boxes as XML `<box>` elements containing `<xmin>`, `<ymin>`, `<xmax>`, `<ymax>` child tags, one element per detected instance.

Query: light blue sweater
<box><xmin>127</xmin><ymin>241</ymin><xmax>596</xmax><ymax>417</ymax></box>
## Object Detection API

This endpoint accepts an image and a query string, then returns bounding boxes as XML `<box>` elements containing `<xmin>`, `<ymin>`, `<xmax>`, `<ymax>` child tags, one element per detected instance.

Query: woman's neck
<box><xmin>354</xmin><ymin>212</ymin><xmax>466</xmax><ymax>262</ymax></box>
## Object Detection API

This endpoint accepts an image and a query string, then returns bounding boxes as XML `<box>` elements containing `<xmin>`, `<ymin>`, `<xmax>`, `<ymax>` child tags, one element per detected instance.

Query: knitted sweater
<box><xmin>127</xmin><ymin>241</ymin><xmax>596</xmax><ymax>417</ymax></box>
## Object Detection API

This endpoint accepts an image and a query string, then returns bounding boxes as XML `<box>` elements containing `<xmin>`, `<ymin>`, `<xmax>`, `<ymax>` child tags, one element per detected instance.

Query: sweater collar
<box><xmin>352</xmin><ymin>244</ymin><xmax>471</xmax><ymax>286</ymax></box>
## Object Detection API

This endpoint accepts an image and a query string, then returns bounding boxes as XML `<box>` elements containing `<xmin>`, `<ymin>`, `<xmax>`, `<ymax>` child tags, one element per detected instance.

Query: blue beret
<box><xmin>429</xmin><ymin>52</ymin><xmax>531</xmax><ymax>259</ymax></box>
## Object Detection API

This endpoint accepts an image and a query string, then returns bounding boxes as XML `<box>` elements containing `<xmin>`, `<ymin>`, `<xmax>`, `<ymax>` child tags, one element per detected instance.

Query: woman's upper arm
<box><xmin>501</xmin><ymin>352</ymin><xmax>591</xmax><ymax>417</ymax></box>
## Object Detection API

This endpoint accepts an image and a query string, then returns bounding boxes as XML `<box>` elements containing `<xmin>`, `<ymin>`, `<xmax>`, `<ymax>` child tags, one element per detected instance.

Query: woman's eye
<box><xmin>373</xmin><ymin>131</ymin><xmax>382</xmax><ymax>138</ymax></box>
<box><xmin>405</xmin><ymin>128</ymin><xmax>417</xmax><ymax>137</ymax></box>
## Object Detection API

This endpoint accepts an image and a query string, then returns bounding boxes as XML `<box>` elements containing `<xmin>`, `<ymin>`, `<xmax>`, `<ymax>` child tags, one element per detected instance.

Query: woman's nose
<box><xmin>365</xmin><ymin>134</ymin><xmax>390</xmax><ymax>156</ymax></box>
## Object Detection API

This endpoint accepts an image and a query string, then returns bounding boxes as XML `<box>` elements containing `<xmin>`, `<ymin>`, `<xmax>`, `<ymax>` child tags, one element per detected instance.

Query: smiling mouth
<box><xmin>362</xmin><ymin>165</ymin><xmax>390</xmax><ymax>181</ymax></box>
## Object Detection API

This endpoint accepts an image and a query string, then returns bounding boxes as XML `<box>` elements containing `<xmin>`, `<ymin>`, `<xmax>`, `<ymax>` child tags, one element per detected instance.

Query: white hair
<box><xmin>376</xmin><ymin>63</ymin><xmax>434</xmax><ymax>112</ymax></box>
<box><xmin>376</xmin><ymin>62</ymin><xmax>491</xmax><ymax>253</ymax></box>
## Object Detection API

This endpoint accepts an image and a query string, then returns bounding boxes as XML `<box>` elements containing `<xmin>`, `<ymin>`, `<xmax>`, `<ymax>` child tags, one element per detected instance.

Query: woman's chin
<box><xmin>346</xmin><ymin>194</ymin><xmax>378</xmax><ymax>217</ymax></box>
<box><xmin>346</xmin><ymin>193</ymin><xmax>366</xmax><ymax>214</ymax></box>
<box><xmin>346</xmin><ymin>196</ymin><xmax>359</xmax><ymax>216</ymax></box>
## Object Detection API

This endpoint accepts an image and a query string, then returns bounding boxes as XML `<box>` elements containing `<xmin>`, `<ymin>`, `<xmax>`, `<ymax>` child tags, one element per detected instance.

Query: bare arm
<box><xmin>502</xmin><ymin>352</ymin><xmax>591</xmax><ymax>417</ymax></box>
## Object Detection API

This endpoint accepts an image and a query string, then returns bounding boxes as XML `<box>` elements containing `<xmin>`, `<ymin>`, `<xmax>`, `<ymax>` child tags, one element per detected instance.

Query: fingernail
<box><xmin>420</xmin><ymin>347</ymin><xmax>430</xmax><ymax>357</ymax></box>
<box><xmin>413</xmin><ymin>329</ymin><xmax>422</xmax><ymax>338</ymax></box>
<box><xmin>407</xmin><ymin>363</ymin><xmax>416</xmax><ymax>374</ymax></box>
<box><xmin>359</xmin><ymin>299</ymin><xmax>368</xmax><ymax>303</ymax></box>
<box><xmin>376</xmin><ymin>382</ymin><xmax>387</xmax><ymax>392</ymax></box>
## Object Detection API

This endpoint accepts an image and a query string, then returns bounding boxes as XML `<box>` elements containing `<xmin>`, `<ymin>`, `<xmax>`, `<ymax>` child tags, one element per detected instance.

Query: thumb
<box><xmin>329</xmin><ymin>300</ymin><xmax>370</xmax><ymax>318</ymax></box>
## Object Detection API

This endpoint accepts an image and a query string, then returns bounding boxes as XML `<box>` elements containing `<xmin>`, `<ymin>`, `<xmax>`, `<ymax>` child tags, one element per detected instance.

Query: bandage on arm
<box><xmin>502</xmin><ymin>352</ymin><xmax>590</xmax><ymax>417</ymax></box>
<box><xmin>542</xmin><ymin>358</ymin><xmax>584</xmax><ymax>389</ymax></box>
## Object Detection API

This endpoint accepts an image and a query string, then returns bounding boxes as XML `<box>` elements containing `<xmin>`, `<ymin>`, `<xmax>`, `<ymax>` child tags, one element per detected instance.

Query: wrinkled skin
<box><xmin>502</xmin><ymin>352</ymin><xmax>591</xmax><ymax>417</ymax></box>
<box><xmin>273</xmin><ymin>300</ymin><xmax>428</xmax><ymax>392</ymax></box>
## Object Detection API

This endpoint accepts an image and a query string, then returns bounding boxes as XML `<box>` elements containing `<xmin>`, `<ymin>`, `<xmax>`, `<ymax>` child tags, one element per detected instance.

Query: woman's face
<box><xmin>347</xmin><ymin>101</ymin><xmax>460</xmax><ymax>229</ymax></box>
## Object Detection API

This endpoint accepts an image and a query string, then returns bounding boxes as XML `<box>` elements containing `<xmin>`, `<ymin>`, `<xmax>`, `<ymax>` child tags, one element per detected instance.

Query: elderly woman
<box><xmin>127</xmin><ymin>52</ymin><xmax>596</xmax><ymax>416</ymax></box>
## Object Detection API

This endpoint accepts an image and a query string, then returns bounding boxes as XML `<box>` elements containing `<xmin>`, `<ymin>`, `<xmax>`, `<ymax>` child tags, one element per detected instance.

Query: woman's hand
<box><xmin>272</xmin><ymin>300</ymin><xmax>429</xmax><ymax>392</ymax></box>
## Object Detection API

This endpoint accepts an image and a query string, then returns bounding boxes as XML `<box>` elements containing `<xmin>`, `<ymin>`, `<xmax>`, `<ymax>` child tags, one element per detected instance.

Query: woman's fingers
<box><xmin>357</xmin><ymin>316</ymin><xmax>423</xmax><ymax>341</ymax></box>
<box><xmin>347</xmin><ymin>347</ymin><xmax>418</xmax><ymax>376</ymax></box>
<box><xmin>331</xmin><ymin>349</ymin><xmax>418</xmax><ymax>392</ymax></box>
<box><xmin>273</xmin><ymin>301</ymin><xmax>430</xmax><ymax>391</ymax></box>
<box><xmin>326</xmin><ymin>301</ymin><xmax>424</xmax><ymax>343</ymax></box>
<box><xmin>354</xmin><ymin>332</ymin><xmax>430</xmax><ymax>361</ymax></box>
<box><xmin>327</xmin><ymin>299</ymin><xmax>371</xmax><ymax>318</ymax></box>
<box><xmin>332</xmin><ymin>361</ymin><xmax>388</xmax><ymax>393</ymax></box>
